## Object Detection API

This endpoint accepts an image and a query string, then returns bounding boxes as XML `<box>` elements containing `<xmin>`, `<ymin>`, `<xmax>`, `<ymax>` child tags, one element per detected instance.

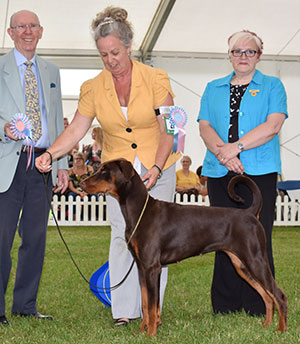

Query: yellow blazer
<box><xmin>78</xmin><ymin>59</ymin><xmax>180</xmax><ymax>170</ymax></box>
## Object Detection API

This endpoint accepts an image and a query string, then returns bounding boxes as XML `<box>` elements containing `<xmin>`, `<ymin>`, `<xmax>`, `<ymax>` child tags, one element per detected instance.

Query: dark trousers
<box><xmin>0</xmin><ymin>151</ymin><xmax>52</xmax><ymax>315</ymax></box>
<box><xmin>208</xmin><ymin>172</ymin><xmax>277</xmax><ymax>316</ymax></box>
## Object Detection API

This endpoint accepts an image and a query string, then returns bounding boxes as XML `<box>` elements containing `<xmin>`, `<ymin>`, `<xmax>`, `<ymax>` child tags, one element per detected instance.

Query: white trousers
<box><xmin>107</xmin><ymin>163</ymin><xmax>176</xmax><ymax>319</ymax></box>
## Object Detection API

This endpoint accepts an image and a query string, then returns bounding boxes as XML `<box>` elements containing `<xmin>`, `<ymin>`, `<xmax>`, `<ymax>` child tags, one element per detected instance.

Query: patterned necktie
<box><xmin>24</xmin><ymin>61</ymin><xmax>42</xmax><ymax>142</ymax></box>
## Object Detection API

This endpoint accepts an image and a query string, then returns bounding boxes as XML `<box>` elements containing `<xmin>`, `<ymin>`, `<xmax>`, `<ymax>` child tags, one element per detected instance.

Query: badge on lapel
<box><xmin>249</xmin><ymin>89</ymin><xmax>259</xmax><ymax>96</ymax></box>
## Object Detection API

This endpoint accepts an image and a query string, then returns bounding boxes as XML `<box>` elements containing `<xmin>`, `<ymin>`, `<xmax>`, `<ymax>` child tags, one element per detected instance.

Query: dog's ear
<box><xmin>119</xmin><ymin>160</ymin><xmax>135</xmax><ymax>181</ymax></box>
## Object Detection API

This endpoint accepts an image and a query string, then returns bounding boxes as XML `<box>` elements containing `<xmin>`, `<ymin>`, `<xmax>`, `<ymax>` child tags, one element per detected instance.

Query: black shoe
<box><xmin>12</xmin><ymin>312</ymin><xmax>53</xmax><ymax>320</ymax></box>
<box><xmin>0</xmin><ymin>315</ymin><xmax>9</xmax><ymax>326</ymax></box>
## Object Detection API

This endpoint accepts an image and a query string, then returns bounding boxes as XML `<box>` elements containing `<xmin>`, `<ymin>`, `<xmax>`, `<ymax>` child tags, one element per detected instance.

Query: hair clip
<box><xmin>98</xmin><ymin>19</ymin><xmax>114</xmax><ymax>28</ymax></box>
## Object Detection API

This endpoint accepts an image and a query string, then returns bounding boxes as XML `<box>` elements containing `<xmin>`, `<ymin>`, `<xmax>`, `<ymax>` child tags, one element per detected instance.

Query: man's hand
<box><xmin>4</xmin><ymin>122</ymin><xmax>20</xmax><ymax>141</ymax></box>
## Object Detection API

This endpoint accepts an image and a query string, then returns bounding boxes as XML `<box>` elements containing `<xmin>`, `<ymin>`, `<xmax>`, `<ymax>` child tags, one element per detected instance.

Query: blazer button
<box><xmin>131</xmin><ymin>143</ymin><xmax>137</xmax><ymax>149</ymax></box>
<box><xmin>126</xmin><ymin>128</ymin><xmax>132</xmax><ymax>132</ymax></box>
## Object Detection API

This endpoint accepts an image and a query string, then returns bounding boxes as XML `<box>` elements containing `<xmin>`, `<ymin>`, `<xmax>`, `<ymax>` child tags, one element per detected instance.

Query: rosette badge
<box><xmin>10</xmin><ymin>113</ymin><xmax>34</xmax><ymax>169</ymax></box>
<box><xmin>10</xmin><ymin>113</ymin><xmax>32</xmax><ymax>139</ymax></box>
<box><xmin>169</xmin><ymin>106</ymin><xmax>187</xmax><ymax>153</ymax></box>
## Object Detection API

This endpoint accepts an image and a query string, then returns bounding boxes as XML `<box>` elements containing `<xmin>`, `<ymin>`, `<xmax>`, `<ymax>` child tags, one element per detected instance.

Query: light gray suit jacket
<box><xmin>0</xmin><ymin>50</ymin><xmax>68</xmax><ymax>193</ymax></box>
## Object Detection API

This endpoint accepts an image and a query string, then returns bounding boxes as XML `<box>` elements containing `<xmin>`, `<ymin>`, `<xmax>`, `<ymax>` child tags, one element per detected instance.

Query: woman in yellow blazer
<box><xmin>36</xmin><ymin>6</ymin><xmax>180</xmax><ymax>327</ymax></box>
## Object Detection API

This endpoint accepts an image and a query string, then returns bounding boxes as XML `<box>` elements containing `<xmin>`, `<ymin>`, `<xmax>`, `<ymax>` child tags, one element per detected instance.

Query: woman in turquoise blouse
<box><xmin>198</xmin><ymin>30</ymin><xmax>287</xmax><ymax>316</ymax></box>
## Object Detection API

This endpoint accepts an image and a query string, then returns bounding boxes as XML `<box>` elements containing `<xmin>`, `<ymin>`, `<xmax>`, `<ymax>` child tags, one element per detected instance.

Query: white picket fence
<box><xmin>48</xmin><ymin>194</ymin><xmax>300</xmax><ymax>227</ymax></box>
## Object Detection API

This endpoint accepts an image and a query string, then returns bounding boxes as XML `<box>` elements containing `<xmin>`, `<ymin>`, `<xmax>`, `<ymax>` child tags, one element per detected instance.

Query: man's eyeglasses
<box><xmin>231</xmin><ymin>49</ymin><xmax>257</xmax><ymax>57</ymax></box>
<box><xmin>10</xmin><ymin>24</ymin><xmax>40</xmax><ymax>32</ymax></box>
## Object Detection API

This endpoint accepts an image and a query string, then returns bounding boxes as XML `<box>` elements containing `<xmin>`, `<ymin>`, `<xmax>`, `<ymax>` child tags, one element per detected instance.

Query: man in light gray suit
<box><xmin>0</xmin><ymin>10</ymin><xmax>69</xmax><ymax>326</ymax></box>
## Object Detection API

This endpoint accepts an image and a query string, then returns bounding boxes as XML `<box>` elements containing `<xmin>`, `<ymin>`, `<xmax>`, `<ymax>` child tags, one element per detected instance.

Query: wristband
<box><xmin>45</xmin><ymin>150</ymin><xmax>53</xmax><ymax>165</ymax></box>
<box><xmin>153</xmin><ymin>164</ymin><xmax>162</xmax><ymax>179</ymax></box>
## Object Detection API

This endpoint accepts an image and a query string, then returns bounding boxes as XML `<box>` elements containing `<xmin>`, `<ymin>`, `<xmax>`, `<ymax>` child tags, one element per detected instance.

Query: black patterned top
<box><xmin>228</xmin><ymin>84</ymin><xmax>249</xmax><ymax>142</ymax></box>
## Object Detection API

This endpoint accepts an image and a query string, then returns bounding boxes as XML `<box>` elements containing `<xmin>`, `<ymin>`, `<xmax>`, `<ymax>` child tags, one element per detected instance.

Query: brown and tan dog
<box><xmin>80</xmin><ymin>159</ymin><xmax>287</xmax><ymax>336</ymax></box>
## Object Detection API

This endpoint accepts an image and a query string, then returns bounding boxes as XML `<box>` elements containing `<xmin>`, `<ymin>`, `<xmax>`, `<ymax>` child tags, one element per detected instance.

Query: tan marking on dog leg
<box><xmin>139</xmin><ymin>283</ymin><xmax>148</xmax><ymax>333</ymax></box>
<box><xmin>224</xmin><ymin>251</ymin><xmax>274</xmax><ymax>327</ymax></box>
<box><xmin>157</xmin><ymin>303</ymin><xmax>161</xmax><ymax>327</ymax></box>
<box><xmin>146</xmin><ymin>304</ymin><xmax>158</xmax><ymax>336</ymax></box>
<box><xmin>270</xmin><ymin>289</ymin><xmax>288</xmax><ymax>332</ymax></box>
<box><xmin>273</xmin><ymin>296</ymin><xmax>288</xmax><ymax>332</ymax></box>
<box><xmin>132</xmin><ymin>240</ymin><xmax>139</xmax><ymax>258</ymax></box>
<box><xmin>227</xmin><ymin>251</ymin><xmax>287</xmax><ymax>331</ymax></box>
<box><xmin>225</xmin><ymin>251</ymin><xmax>288</xmax><ymax>332</ymax></box>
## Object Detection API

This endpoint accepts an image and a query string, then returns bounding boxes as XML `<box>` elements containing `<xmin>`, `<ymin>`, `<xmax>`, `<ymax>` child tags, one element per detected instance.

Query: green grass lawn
<box><xmin>1</xmin><ymin>226</ymin><xmax>299</xmax><ymax>343</ymax></box>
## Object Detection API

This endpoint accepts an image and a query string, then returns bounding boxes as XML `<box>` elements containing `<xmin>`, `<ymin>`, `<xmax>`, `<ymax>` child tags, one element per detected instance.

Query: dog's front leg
<box><xmin>145</xmin><ymin>267</ymin><xmax>161</xmax><ymax>336</ymax></box>
<box><xmin>140</xmin><ymin>282</ymin><xmax>149</xmax><ymax>333</ymax></box>
<box><xmin>139</xmin><ymin>271</ymin><xmax>159</xmax><ymax>335</ymax></box>
<box><xmin>135</xmin><ymin>263</ymin><xmax>149</xmax><ymax>333</ymax></box>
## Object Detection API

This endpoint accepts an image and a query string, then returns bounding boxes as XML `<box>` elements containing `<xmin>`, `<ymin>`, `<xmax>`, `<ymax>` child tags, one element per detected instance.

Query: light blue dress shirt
<box><xmin>197</xmin><ymin>69</ymin><xmax>288</xmax><ymax>177</ymax></box>
<box><xmin>14</xmin><ymin>48</ymin><xmax>50</xmax><ymax>148</ymax></box>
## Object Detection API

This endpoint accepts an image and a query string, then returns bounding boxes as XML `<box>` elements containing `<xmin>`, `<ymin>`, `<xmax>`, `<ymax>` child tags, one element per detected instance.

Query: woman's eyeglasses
<box><xmin>231</xmin><ymin>49</ymin><xmax>257</xmax><ymax>57</ymax></box>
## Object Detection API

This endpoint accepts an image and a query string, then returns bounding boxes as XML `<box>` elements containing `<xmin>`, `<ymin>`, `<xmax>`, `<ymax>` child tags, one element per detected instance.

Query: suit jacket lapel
<box><xmin>36</xmin><ymin>56</ymin><xmax>50</xmax><ymax>116</ymax></box>
<box><xmin>3</xmin><ymin>50</ymin><xmax>25</xmax><ymax>113</ymax></box>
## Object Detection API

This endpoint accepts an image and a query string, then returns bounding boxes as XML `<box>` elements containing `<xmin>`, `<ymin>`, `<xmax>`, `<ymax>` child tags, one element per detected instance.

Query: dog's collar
<box><xmin>127</xmin><ymin>193</ymin><xmax>149</xmax><ymax>247</ymax></box>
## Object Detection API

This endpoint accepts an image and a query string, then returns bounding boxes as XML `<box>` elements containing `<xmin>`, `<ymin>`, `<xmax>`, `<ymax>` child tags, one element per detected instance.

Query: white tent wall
<box><xmin>2</xmin><ymin>0</ymin><xmax>300</xmax><ymax>180</ymax></box>
<box><xmin>58</xmin><ymin>56</ymin><xmax>300</xmax><ymax>180</ymax></box>
<box><xmin>150</xmin><ymin>56</ymin><xmax>300</xmax><ymax>179</ymax></box>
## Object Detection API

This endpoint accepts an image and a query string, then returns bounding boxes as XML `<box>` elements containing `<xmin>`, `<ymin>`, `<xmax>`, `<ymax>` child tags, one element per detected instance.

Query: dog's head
<box><xmin>79</xmin><ymin>159</ymin><xmax>135</xmax><ymax>200</ymax></box>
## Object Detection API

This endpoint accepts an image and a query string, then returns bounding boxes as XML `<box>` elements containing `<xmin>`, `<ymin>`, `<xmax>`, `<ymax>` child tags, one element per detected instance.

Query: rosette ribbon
<box><xmin>169</xmin><ymin>107</ymin><xmax>187</xmax><ymax>153</ymax></box>
<box><xmin>10</xmin><ymin>113</ymin><xmax>35</xmax><ymax>170</ymax></box>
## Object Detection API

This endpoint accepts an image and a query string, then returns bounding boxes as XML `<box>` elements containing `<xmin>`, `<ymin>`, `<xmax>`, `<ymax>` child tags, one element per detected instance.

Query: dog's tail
<box><xmin>228</xmin><ymin>175</ymin><xmax>262</xmax><ymax>217</ymax></box>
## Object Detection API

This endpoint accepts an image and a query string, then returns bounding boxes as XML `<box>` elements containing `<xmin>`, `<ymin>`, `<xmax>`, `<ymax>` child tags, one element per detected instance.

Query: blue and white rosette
<box><xmin>10</xmin><ymin>113</ymin><xmax>35</xmax><ymax>169</ymax></box>
<box><xmin>169</xmin><ymin>107</ymin><xmax>187</xmax><ymax>153</ymax></box>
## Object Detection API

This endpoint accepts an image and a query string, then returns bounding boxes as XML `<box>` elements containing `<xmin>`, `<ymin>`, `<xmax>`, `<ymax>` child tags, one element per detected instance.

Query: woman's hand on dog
<box><xmin>142</xmin><ymin>166</ymin><xmax>161</xmax><ymax>190</ymax></box>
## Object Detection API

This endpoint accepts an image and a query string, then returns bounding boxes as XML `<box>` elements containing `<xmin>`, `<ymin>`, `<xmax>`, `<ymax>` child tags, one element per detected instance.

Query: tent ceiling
<box><xmin>1</xmin><ymin>0</ymin><xmax>300</xmax><ymax>68</ymax></box>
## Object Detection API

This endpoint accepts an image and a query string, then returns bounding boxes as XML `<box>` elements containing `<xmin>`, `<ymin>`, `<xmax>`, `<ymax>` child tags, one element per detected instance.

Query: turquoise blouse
<box><xmin>197</xmin><ymin>70</ymin><xmax>288</xmax><ymax>177</ymax></box>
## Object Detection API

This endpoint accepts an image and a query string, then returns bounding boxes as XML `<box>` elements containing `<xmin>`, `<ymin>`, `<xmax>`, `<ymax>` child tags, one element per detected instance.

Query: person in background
<box><xmin>64</xmin><ymin>117</ymin><xmax>79</xmax><ymax>168</ymax></box>
<box><xmin>35</xmin><ymin>6</ymin><xmax>180</xmax><ymax>327</ymax></box>
<box><xmin>0</xmin><ymin>10</ymin><xmax>68</xmax><ymax>326</ymax></box>
<box><xmin>176</xmin><ymin>155</ymin><xmax>201</xmax><ymax>196</ymax></box>
<box><xmin>196</xmin><ymin>165</ymin><xmax>208</xmax><ymax>201</ymax></box>
<box><xmin>68</xmin><ymin>151</ymin><xmax>94</xmax><ymax>199</ymax></box>
<box><xmin>82</xmin><ymin>126</ymin><xmax>103</xmax><ymax>172</ymax></box>
<box><xmin>67</xmin><ymin>151</ymin><xmax>96</xmax><ymax>220</ymax></box>
<box><xmin>198</xmin><ymin>30</ymin><xmax>287</xmax><ymax>316</ymax></box>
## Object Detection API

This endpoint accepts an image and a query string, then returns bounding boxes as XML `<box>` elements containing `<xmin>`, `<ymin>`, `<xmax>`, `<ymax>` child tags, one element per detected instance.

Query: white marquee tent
<box><xmin>1</xmin><ymin>0</ymin><xmax>300</xmax><ymax>179</ymax></box>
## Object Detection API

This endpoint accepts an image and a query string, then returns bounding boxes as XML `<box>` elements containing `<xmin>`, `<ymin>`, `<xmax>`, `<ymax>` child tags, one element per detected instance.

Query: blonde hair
<box><xmin>73</xmin><ymin>152</ymin><xmax>85</xmax><ymax>160</ymax></box>
<box><xmin>181</xmin><ymin>155</ymin><xmax>192</xmax><ymax>164</ymax></box>
<box><xmin>92</xmin><ymin>127</ymin><xmax>104</xmax><ymax>148</ymax></box>
<box><xmin>228</xmin><ymin>30</ymin><xmax>263</xmax><ymax>56</ymax></box>
<box><xmin>91</xmin><ymin>6</ymin><xmax>133</xmax><ymax>48</ymax></box>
